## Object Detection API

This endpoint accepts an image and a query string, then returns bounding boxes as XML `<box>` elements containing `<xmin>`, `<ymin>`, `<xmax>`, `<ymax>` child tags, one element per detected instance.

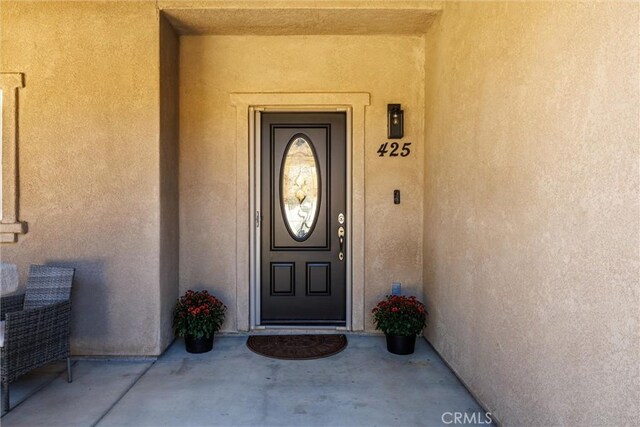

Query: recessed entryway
<box><xmin>181</xmin><ymin>31</ymin><xmax>423</xmax><ymax>333</ymax></box>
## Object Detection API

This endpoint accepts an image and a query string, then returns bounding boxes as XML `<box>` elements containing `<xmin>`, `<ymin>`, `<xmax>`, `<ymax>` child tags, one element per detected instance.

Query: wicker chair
<box><xmin>0</xmin><ymin>265</ymin><xmax>75</xmax><ymax>412</ymax></box>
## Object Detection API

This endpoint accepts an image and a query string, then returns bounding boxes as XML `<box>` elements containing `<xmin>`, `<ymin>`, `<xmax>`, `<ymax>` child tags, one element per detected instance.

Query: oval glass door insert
<box><xmin>281</xmin><ymin>135</ymin><xmax>320</xmax><ymax>241</ymax></box>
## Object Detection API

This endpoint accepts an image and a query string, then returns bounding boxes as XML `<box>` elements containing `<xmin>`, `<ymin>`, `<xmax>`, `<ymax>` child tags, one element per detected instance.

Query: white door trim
<box><xmin>231</xmin><ymin>93</ymin><xmax>370</xmax><ymax>332</ymax></box>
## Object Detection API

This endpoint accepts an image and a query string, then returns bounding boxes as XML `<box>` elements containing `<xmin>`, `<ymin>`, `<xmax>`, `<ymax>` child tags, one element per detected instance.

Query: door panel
<box><xmin>261</xmin><ymin>112</ymin><xmax>346</xmax><ymax>325</ymax></box>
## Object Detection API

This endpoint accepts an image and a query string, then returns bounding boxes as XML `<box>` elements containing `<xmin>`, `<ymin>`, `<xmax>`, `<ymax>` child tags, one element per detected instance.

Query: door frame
<box><xmin>231</xmin><ymin>93</ymin><xmax>370</xmax><ymax>332</ymax></box>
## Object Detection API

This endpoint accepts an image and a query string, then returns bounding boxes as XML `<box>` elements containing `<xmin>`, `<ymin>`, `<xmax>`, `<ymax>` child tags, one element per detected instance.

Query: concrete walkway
<box><xmin>1</xmin><ymin>336</ymin><xmax>491</xmax><ymax>426</ymax></box>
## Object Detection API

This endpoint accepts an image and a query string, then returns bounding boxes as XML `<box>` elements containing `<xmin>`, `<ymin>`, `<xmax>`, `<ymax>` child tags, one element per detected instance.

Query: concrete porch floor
<box><xmin>1</xmin><ymin>336</ymin><xmax>490</xmax><ymax>426</ymax></box>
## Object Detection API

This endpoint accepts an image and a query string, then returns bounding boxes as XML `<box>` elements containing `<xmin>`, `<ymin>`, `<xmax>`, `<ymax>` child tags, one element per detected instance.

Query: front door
<box><xmin>260</xmin><ymin>112</ymin><xmax>346</xmax><ymax>325</ymax></box>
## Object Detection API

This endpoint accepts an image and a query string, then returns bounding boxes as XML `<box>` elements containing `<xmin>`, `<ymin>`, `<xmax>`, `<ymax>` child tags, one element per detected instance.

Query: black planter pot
<box><xmin>185</xmin><ymin>334</ymin><xmax>214</xmax><ymax>354</ymax></box>
<box><xmin>385</xmin><ymin>334</ymin><xmax>416</xmax><ymax>355</ymax></box>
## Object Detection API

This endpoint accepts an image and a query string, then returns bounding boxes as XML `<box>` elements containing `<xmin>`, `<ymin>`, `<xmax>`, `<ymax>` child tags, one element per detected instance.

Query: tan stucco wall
<box><xmin>423</xmin><ymin>2</ymin><xmax>640</xmax><ymax>425</ymax></box>
<box><xmin>3</xmin><ymin>12</ymin><xmax>638</xmax><ymax>427</ymax></box>
<box><xmin>179</xmin><ymin>35</ymin><xmax>425</xmax><ymax>331</ymax></box>
<box><xmin>0</xmin><ymin>1</ymin><xmax>170</xmax><ymax>355</ymax></box>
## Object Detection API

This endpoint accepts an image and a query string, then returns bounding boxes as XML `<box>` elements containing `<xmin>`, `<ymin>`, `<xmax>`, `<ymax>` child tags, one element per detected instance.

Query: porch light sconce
<box><xmin>387</xmin><ymin>104</ymin><xmax>404</xmax><ymax>139</ymax></box>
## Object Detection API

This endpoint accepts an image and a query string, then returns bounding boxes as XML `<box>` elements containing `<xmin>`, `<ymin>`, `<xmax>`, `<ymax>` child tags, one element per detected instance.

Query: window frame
<box><xmin>0</xmin><ymin>72</ymin><xmax>27</xmax><ymax>243</ymax></box>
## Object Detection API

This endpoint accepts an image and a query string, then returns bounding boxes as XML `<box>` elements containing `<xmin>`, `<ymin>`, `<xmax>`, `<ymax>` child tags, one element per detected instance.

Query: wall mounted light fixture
<box><xmin>387</xmin><ymin>104</ymin><xmax>404</xmax><ymax>139</ymax></box>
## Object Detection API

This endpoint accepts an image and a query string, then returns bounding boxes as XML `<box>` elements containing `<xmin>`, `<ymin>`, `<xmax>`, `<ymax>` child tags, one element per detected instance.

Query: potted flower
<box><xmin>372</xmin><ymin>295</ymin><xmax>427</xmax><ymax>355</ymax></box>
<box><xmin>173</xmin><ymin>290</ymin><xmax>226</xmax><ymax>354</ymax></box>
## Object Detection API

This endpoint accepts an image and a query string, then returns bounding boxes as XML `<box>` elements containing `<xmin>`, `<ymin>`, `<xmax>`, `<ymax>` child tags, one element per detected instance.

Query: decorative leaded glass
<box><xmin>281</xmin><ymin>136</ymin><xmax>320</xmax><ymax>240</ymax></box>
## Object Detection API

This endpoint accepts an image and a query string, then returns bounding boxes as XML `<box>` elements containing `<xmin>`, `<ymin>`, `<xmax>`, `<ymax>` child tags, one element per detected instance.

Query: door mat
<box><xmin>246</xmin><ymin>334</ymin><xmax>347</xmax><ymax>360</ymax></box>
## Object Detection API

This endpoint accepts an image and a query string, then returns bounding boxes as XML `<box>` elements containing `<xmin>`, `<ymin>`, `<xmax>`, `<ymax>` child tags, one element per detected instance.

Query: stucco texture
<box><xmin>423</xmin><ymin>2</ymin><xmax>640</xmax><ymax>425</ymax></box>
<box><xmin>2</xmin><ymin>1</ymin><xmax>638</xmax><ymax>425</ymax></box>
<box><xmin>179</xmin><ymin>34</ymin><xmax>425</xmax><ymax>332</ymax></box>
<box><xmin>0</xmin><ymin>1</ymin><xmax>171</xmax><ymax>355</ymax></box>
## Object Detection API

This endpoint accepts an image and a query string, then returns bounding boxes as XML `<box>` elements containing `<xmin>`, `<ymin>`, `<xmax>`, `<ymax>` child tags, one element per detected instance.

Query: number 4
<box><xmin>377</xmin><ymin>143</ymin><xmax>389</xmax><ymax>157</ymax></box>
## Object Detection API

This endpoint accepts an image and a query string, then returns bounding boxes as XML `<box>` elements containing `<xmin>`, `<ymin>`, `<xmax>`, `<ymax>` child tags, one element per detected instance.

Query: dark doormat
<box><xmin>247</xmin><ymin>334</ymin><xmax>348</xmax><ymax>360</ymax></box>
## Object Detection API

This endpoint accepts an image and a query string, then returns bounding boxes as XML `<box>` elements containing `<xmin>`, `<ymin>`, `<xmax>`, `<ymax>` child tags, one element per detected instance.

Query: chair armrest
<box><xmin>3</xmin><ymin>301</ymin><xmax>72</xmax><ymax>350</ymax></box>
<box><xmin>0</xmin><ymin>293</ymin><xmax>25</xmax><ymax>321</ymax></box>
<box><xmin>1</xmin><ymin>301</ymin><xmax>71</xmax><ymax>383</ymax></box>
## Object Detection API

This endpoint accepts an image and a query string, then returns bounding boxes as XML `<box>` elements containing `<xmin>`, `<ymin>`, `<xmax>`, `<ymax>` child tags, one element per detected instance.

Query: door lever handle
<box><xmin>338</xmin><ymin>226</ymin><xmax>345</xmax><ymax>261</ymax></box>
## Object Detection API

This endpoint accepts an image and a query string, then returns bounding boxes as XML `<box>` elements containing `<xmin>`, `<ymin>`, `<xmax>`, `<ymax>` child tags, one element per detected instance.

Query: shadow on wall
<box><xmin>44</xmin><ymin>259</ymin><xmax>108</xmax><ymax>353</ymax></box>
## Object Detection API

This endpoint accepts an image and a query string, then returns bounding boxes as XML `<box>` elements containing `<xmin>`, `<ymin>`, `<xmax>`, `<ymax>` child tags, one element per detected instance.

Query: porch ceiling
<box><xmin>161</xmin><ymin>7</ymin><xmax>441</xmax><ymax>35</ymax></box>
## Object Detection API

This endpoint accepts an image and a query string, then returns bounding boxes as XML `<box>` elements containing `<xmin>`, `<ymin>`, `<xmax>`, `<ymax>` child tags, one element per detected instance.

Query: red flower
<box><xmin>371</xmin><ymin>294</ymin><xmax>427</xmax><ymax>336</ymax></box>
<box><xmin>173</xmin><ymin>289</ymin><xmax>228</xmax><ymax>338</ymax></box>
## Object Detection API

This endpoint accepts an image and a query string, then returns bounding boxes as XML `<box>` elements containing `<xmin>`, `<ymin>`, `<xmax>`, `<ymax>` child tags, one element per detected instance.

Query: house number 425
<box><xmin>377</xmin><ymin>142</ymin><xmax>412</xmax><ymax>157</ymax></box>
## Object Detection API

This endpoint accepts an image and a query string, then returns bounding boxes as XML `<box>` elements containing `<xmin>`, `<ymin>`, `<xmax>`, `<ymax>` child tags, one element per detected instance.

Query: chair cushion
<box><xmin>0</xmin><ymin>320</ymin><xmax>4</xmax><ymax>347</ymax></box>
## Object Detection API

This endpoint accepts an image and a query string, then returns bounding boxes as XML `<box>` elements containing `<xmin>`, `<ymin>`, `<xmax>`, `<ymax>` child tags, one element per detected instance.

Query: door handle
<box><xmin>338</xmin><ymin>226</ymin><xmax>345</xmax><ymax>261</ymax></box>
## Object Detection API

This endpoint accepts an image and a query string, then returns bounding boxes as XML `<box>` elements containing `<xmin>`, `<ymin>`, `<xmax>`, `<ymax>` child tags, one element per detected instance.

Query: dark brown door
<box><xmin>261</xmin><ymin>112</ymin><xmax>346</xmax><ymax>325</ymax></box>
